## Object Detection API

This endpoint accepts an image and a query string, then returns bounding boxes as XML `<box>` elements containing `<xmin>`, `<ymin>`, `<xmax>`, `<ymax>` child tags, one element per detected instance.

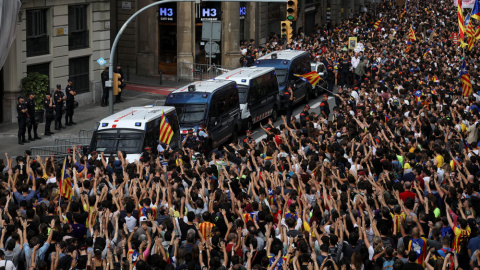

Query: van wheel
<box><xmin>304</xmin><ymin>90</ymin><xmax>310</xmax><ymax>104</ymax></box>
<box><xmin>271</xmin><ymin>107</ymin><xmax>278</xmax><ymax>122</ymax></box>
<box><xmin>232</xmin><ymin>126</ymin><xmax>239</xmax><ymax>142</ymax></box>
<box><xmin>246</xmin><ymin>119</ymin><xmax>253</xmax><ymax>132</ymax></box>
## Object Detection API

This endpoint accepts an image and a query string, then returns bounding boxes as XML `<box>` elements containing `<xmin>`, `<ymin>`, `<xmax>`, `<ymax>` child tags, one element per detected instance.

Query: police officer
<box><xmin>101</xmin><ymin>67</ymin><xmax>110</xmax><ymax>107</ymax></box>
<box><xmin>26</xmin><ymin>92</ymin><xmax>41</xmax><ymax>141</ymax></box>
<box><xmin>319</xmin><ymin>94</ymin><xmax>330</xmax><ymax>119</ymax></box>
<box><xmin>54</xmin><ymin>84</ymin><xmax>66</xmax><ymax>130</ymax></box>
<box><xmin>114</xmin><ymin>64</ymin><xmax>125</xmax><ymax>102</ymax></box>
<box><xmin>326</xmin><ymin>65</ymin><xmax>335</xmax><ymax>95</ymax></box>
<box><xmin>44</xmin><ymin>92</ymin><xmax>55</xmax><ymax>136</ymax></box>
<box><xmin>182</xmin><ymin>129</ymin><xmax>198</xmax><ymax>149</ymax></box>
<box><xmin>339</xmin><ymin>55</ymin><xmax>352</xmax><ymax>88</ymax></box>
<box><xmin>17</xmin><ymin>96</ymin><xmax>28</xmax><ymax>145</ymax></box>
<box><xmin>285</xmin><ymin>85</ymin><xmax>294</xmax><ymax>125</ymax></box>
<box><xmin>300</xmin><ymin>105</ymin><xmax>310</xmax><ymax>121</ymax></box>
<box><xmin>65</xmin><ymin>78</ymin><xmax>76</xmax><ymax>126</ymax></box>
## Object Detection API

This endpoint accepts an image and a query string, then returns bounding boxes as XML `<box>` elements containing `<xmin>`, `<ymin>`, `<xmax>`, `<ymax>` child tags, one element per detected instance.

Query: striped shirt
<box><xmin>199</xmin><ymin>222</ymin><xmax>215</xmax><ymax>240</ymax></box>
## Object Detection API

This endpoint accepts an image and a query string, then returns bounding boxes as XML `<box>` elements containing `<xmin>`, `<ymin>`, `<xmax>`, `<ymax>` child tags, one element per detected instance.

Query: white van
<box><xmin>89</xmin><ymin>105</ymin><xmax>180</xmax><ymax>162</ymax></box>
<box><xmin>216</xmin><ymin>67</ymin><xmax>280</xmax><ymax>131</ymax></box>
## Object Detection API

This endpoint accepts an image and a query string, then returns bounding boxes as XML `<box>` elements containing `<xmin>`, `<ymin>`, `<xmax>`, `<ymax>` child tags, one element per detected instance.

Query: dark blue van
<box><xmin>255</xmin><ymin>50</ymin><xmax>312</xmax><ymax>109</ymax></box>
<box><xmin>164</xmin><ymin>79</ymin><xmax>240</xmax><ymax>148</ymax></box>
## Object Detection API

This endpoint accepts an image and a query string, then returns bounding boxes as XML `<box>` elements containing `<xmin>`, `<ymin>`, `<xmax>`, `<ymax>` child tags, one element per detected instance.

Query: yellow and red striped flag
<box><xmin>406</xmin><ymin>39</ymin><xmax>412</xmax><ymax>53</ymax></box>
<box><xmin>408</xmin><ymin>25</ymin><xmax>416</xmax><ymax>42</ymax></box>
<box><xmin>159</xmin><ymin>110</ymin><xmax>174</xmax><ymax>144</ymax></box>
<box><xmin>400</xmin><ymin>2</ymin><xmax>407</xmax><ymax>18</ymax></box>
<box><xmin>60</xmin><ymin>157</ymin><xmax>73</xmax><ymax>200</ymax></box>
<box><xmin>295</xmin><ymin>71</ymin><xmax>322</xmax><ymax>87</ymax></box>
<box><xmin>374</xmin><ymin>19</ymin><xmax>382</xmax><ymax>29</ymax></box>
<box><xmin>458</xmin><ymin>0</ymin><xmax>466</xmax><ymax>40</ymax></box>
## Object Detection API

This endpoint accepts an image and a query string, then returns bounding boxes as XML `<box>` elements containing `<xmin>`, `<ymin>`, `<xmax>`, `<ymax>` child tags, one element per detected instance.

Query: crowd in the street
<box><xmin>4</xmin><ymin>0</ymin><xmax>480</xmax><ymax>269</ymax></box>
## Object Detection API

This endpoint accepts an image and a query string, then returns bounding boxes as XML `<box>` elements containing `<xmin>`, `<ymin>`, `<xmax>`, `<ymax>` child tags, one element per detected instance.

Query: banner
<box><xmin>348</xmin><ymin>37</ymin><xmax>357</xmax><ymax>49</ymax></box>
<box><xmin>0</xmin><ymin>0</ymin><xmax>21</xmax><ymax>70</ymax></box>
<box><xmin>454</xmin><ymin>0</ymin><xmax>475</xmax><ymax>8</ymax></box>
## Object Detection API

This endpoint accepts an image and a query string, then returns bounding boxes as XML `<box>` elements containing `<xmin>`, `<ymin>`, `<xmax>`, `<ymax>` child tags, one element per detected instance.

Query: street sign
<box><xmin>206</xmin><ymin>54</ymin><xmax>216</xmax><ymax>58</ymax></box>
<box><xmin>205</xmin><ymin>41</ymin><xmax>220</xmax><ymax>53</ymax></box>
<box><xmin>202</xmin><ymin>21</ymin><xmax>221</xmax><ymax>41</ymax></box>
<box><xmin>97</xmin><ymin>58</ymin><xmax>107</xmax><ymax>66</ymax></box>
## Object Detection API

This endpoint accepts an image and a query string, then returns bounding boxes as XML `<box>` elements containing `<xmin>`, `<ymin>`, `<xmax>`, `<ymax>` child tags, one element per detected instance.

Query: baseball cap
<box><xmin>140</xmin><ymin>216</ymin><xmax>147</xmax><ymax>222</ymax></box>
<box><xmin>56</xmin><ymin>84</ymin><xmax>61</xmax><ymax>89</ymax></box>
<box><xmin>246</xmin><ymin>130</ymin><xmax>252</xmax><ymax>133</ymax></box>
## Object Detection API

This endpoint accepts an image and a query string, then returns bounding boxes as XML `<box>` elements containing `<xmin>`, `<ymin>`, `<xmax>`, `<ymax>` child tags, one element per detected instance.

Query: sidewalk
<box><xmin>0</xmin><ymin>83</ymin><xmax>176</xmax><ymax>157</ymax></box>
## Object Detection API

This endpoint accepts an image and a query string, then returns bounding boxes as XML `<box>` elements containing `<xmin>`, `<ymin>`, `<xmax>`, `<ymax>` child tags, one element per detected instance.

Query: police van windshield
<box><xmin>176</xmin><ymin>104</ymin><xmax>206</xmax><ymax>124</ymax></box>
<box><xmin>275</xmin><ymin>69</ymin><xmax>288</xmax><ymax>85</ymax></box>
<box><xmin>237</xmin><ymin>85</ymin><xmax>248</xmax><ymax>104</ymax></box>
<box><xmin>93</xmin><ymin>129</ymin><xmax>144</xmax><ymax>154</ymax></box>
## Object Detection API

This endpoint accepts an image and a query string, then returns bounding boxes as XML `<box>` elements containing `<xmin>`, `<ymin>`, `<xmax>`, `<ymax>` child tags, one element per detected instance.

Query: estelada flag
<box><xmin>158</xmin><ymin>110</ymin><xmax>174</xmax><ymax>144</ymax></box>
<box><xmin>459</xmin><ymin>0</ymin><xmax>466</xmax><ymax>40</ymax></box>
<box><xmin>406</xmin><ymin>39</ymin><xmax>412</xmax><ymax>53</ymax></box>
<box><xmin>423</xmin><ymin>48</ymin><xmax>431</xmax><ymax>58</ymax></box>
<box><xmin>460</xmin><ymin>60</ymin><xmax>473</xmax><ymax>97</ymax></box>
<box><xmin>294</xmin><ymin>71</ymin><xmax>322</xmax><ymax>87</ymax></box>
<box><xmin>414</xmin><ymin>89</ymin><xmax>423</xmax><ymax>104</ymax></box>
<box><xmin>400</xmin><ymin>2</ymin><xmax>407</xmax><ymax>18</ymax></box>
<box><xmin>409</xmin><ymin>25</ymin><xmax>416</xmax><ymax>41</ymax></box>
<box><xmin>60</xmin><ymin>157</ymin><xmax>73</xmax><ymax>200</ymax></box>
<box><xmin>374</xmin><ymin>19</ymin><xmax>382</xmax><ymax>29</ymax></box>
<box><xmin>471</xmin><ymin>0</ymin><xmax>480</xmax><ymax>21</ymax></box>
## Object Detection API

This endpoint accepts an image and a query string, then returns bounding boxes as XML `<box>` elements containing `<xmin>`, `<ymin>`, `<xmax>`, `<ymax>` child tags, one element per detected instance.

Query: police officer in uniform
<box><xmin>54</xmin><ymin>84</ymin><xmax>66</xmax><ymax>130</ymax></box>
<box><xmin>285</xmin><ymin>85</ymin><xmax>294</xmax><ymax>125</ymax></box>
<box><xmin>326</xmin><ymin>65</ymin><xmax>335</xmax><ymax>95</ymax></box>
<box><xmin>65</xmin><ymin>78</ymin><xmax>77</xmax><ymax>126</ymax></box>
<box><xmin>339</xmin><ymin>56</ymin><xmax>352</xmax><ymax>87</ymax></box>
<box><xmin>101</xmin><ymin>67</ymin><xmax>110</xmax><ymax>107</ymax></box>
<box><xmin>319</xmin><ymin>94</ymin><xmax>330</xmax><ymax>119</ymax></box>
<box><xmin>17</xmin><ymin>96</ymin><xmax>28</xmax><ymax>145</ymax></box>
<box><xmin>26</xmin><ymin>92</ymin><xmax>41</xmax><ymax>141</ymax></box>
<box><xmin>44</xmin><ymin>92</ymin><xmax>55</xmax><ymax>136</ymax></box>
<box><xmin>182</xmin><ymin>129</ymin><xmax>198</xmax><ymax>149</ymax></box>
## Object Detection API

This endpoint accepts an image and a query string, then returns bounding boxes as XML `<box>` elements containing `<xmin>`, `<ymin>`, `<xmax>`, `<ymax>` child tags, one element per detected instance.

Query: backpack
<box><xmin>382</xmin><ymin>259</ymin><xmax>394</xmax><ymax>270</ymax></box>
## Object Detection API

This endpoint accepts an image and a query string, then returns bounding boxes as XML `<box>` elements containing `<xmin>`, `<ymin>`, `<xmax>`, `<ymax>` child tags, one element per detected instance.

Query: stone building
<box><xmin>0</xmin><ymin>0</ymin><xmax>110</xmax><ymax>123</ymax></box>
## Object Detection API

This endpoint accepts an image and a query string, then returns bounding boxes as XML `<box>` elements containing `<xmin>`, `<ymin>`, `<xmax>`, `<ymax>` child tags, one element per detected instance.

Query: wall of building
<box><xmin>2</xmin><ymin>0</ymin><xmax>110</xmax><ymax>123</ymax></box>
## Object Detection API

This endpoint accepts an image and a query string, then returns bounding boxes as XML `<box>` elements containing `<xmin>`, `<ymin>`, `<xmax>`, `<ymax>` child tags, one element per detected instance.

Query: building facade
<box><xmin>1</xmin><ymin>0</ymin><xmax>110</xmax><ymax>123</ymax></box>
<box><xmin>110</xmin><ymin>0</ymin><xmax>369</xmax><ymax>81</ymax></box>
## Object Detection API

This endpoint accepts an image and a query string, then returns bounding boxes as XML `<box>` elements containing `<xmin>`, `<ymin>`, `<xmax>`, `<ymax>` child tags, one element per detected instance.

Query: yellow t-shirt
<box><xmin>436</xmin><ymin>155</ymin><xmax>444</xmax><ymax>168</ymax></box>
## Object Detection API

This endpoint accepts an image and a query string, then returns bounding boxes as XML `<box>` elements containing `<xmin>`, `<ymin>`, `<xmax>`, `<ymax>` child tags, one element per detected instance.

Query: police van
<box><xmin>164</xmin><ymin>79</ymin><xmax>240</xmax><ymax>148</ymax></box>
<box><xmin>216</xmin><ymin>67</ymin><xmax>279</xmax><ymax>131</ymax></box>
<box><xmin>255</xmin><ymin>50</ymin><xmax>312</xmax><ymax>109</ymax></box>
<box><xmin>89</xmin><ymin>105</ymin><xmax>180</xmax><ymax>162</ymax></box>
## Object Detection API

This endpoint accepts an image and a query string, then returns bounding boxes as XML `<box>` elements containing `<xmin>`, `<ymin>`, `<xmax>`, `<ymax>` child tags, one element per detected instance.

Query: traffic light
<box><xmin>281</xmin><ymin>20</ymin><xmax>293</xmax><ymax>43</ymax></box>
<box><xmin>113</xmin><ymin>72</ymin><xmax>122</xmax><ymax>95</ymax></box>
<box><xmin>286</xmin><ymin>0</ymin><xmax>297</xmax><ymax>21</ymax></box>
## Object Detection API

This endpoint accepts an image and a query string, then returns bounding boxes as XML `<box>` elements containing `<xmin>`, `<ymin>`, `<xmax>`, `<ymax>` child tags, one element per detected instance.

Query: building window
<box><xmin>69</xmin><ymin>57</ymin><xmax>89</xmax><ymax>93</ymax></box>
<box><xmin>26</xmin><ymin>9</ymin><xmax>49</xmax><ymax>57</ymax></box>
<box><xmin>68</xmin><ymin>5</ymin><xmax>89</xmax><ymax>50</ymax></box>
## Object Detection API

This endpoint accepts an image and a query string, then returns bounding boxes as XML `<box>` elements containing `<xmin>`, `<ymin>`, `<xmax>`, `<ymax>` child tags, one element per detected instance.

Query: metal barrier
<box><xmin>177</xmin><ymin>62</ymin><xmax>235</xmax><ymax>82</ymax></box>
<box><xmin>30</xmin><ymin>146</ymin><xmax>71</xmax><ymax>164</ymax></box>
<box><xmin>54</xmin><ymin>138</ymin><xmax>91</xmax><ymax>147</ymax></box>
<box><xmin>78</xmin><ymin>129</ymin><xmax>95</xmax><ymax>138</ymax></box>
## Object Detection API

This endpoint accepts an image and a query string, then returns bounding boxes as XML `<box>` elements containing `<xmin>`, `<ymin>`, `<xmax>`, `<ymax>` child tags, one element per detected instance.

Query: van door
<box><xmin>219</xmin><ymin>87</ymin><xmax>239</xmax><ymax>143</ymax></box>
<box><xmin>289</xmin><ymin>58</ymin><xmax>309</xmax><ymax>103</ymax></box>
<box><xmin>207</xmin><ymin>99</ymin><xmax>222</xmax><ymax>146</ymax></box>
<box><xmin>248</xmin><ymin>79</ymin><xmax>262</xmax><ymax>123</ymax></box>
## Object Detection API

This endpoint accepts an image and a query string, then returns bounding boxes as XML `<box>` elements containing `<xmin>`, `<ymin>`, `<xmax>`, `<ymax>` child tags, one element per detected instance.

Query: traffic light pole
<box><xmin>106</xmin><ymin>0</ymin><xmax>286</xmax><ymax>115</ymax></box>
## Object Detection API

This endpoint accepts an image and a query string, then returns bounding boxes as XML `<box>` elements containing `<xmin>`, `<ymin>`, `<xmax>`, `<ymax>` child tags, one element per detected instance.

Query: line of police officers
<box><xmin>17</xmin><ymin>78</ymin><xmax>76</xmax><ymax>145</ymax></box>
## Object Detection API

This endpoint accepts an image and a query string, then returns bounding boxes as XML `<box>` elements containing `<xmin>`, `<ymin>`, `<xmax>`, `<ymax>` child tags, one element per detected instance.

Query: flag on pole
<box><xmin>460</xmin><ymin>60</ymin><xmax>473</xmax><ymax>97</ymax></box>
<box><xmin>466</xmin><ymin>19</ymin><xmax>475</xmax><ymax>38</ymax></box>
<box><xmin>471</xmin><ymin>0</ymin><xmax>480</xmax><ymax>20</ymax></box>
<box><xmin>475</xmin><ymin>22</ymin><xmax>480</xmax><ymax>39</ymax></box>
<box><xmin>60</xmin><ymin>157</ymin><xmax>73</xmax><ymax>200</ymax></box>
<box><xmin>423</xmin><ymin>48</ymin><xmax>431</xmax><ymax>58</ymax></box>
<box><xmin>468</xmin><ymin>36</ymin><xmax>475</xmax><ymax>50</ymax></box>
<box><xmin>408</xmin><ymin>25</ymin><xmax>416</xmax><ymax>41</ymax></box>
<box><xmin>459</xmin><ymin>0</ymin><xmax>466</xmax><ymax>40</ymax></box>
<box><xmin>400</xmin><ymin>2</ymin><xmax>407</xmax><ymax>18</ymax></box>
<box><xmin>406</xmin><ymin>39</ymin><xmax>412</xmax><ymax>53</ymax></box>
<box><xmin>374</xmin><ymin>19</ymin><xmax>382</xmax><ymax>29</ymax></box>
<box><xmin>159</xmin><ymin>110</ymin><xmax>174</xmax><ymax>144</ymax></box>
<box><xmin>294</xmin><ymin>71</ymin><xmax>322</xmax><ymax>87</ymax></box>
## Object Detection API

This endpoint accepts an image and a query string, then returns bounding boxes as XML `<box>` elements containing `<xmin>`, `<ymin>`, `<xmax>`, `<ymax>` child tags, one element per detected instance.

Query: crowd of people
<box><xmin>4</xmin><ymin>0</ymin><xmax>480</xmax><ymax>269</ymax></box>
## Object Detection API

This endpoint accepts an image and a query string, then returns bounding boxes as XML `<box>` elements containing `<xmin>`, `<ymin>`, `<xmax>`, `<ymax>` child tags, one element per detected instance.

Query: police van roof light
<box><xmin>135</xmin><ymin>122</ymin><xmax>141</xmax><ymax>126</ymax></box>
<box><xmin>102</xmin><ymin>123</ymin><xmax>108</xmax><ymax>127</ymax></box>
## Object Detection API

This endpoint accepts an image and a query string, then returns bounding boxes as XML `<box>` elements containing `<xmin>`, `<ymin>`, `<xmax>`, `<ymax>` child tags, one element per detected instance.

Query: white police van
<box><xmin>216</xmin><ymin>67</ymin><xmax>280</xmax><ymax>131</ymax></box>
<box><xmin>89</xmin><ymin>105</ymin><xmax>180</xmax><ymax>162</ymax></box>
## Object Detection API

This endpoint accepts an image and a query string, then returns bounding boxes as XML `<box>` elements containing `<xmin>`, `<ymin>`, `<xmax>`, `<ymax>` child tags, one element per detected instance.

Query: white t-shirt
<box><xmin>125</xmin><ymin>215</ymin><xmax>137</xmax><ymax>232</ymax></box>
<box><xmin>0</xmin><ymin>260</ymin><xmax>16</xmax><ymax>270</ymax></box>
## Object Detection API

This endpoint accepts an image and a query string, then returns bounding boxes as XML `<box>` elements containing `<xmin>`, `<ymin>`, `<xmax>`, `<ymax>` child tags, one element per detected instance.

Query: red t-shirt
<box><xmin>399</xmin><ymin>190</ymin><xmax>416</xmax><ymax>202</ymax></box>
